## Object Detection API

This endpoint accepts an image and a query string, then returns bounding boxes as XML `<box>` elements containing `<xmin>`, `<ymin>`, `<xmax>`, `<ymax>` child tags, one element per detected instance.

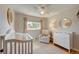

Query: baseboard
<box><xmin>54</xmin><ymin>43</ymin><xmax>69</xmax><ymax>52</ymax></box>
<box><xmin>71</xmin><ymin>49</ymin><xmax>79</xmax><ymax>54</ymax></box>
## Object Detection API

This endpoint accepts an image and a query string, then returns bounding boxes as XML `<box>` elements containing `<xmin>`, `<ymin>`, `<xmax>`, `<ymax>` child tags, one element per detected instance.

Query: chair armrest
<box><xmin>39</xmin><ymin>34</ymin><xmax>42</xmax><ymax>38</ymax></box>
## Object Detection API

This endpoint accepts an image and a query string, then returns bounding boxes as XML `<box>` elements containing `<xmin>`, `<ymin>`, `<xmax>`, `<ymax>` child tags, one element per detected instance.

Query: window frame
<box><xmin>27</xmin><ymin>21</ymin><xmax>41</xmax><ymax>30</ymax></box>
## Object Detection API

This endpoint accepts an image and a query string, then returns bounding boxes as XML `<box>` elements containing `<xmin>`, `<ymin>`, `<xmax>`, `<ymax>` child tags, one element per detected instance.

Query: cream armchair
<box><xmin>39</xmin><ymin>30</ymin><xmax>50</xmax><ymax>43</ymax></box>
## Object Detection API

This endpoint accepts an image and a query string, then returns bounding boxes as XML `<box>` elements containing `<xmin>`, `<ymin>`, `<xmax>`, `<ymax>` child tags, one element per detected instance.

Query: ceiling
<box><xmin>9</xmin><ymin>4</ymin><xmax>79</xmax><ymax>18</ymax></box>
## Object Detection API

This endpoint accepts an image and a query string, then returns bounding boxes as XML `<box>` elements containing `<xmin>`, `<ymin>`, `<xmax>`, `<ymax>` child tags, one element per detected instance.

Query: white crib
<box><xmin>0</xmin><ymin>29</ymin><xmax>33</xmax><ymax>54</ymax></box>
<box><xmin>53</xmin><ymin>32</ymin><xmax>73</xmax><ymax>52</ymax></box>
<box><xmin>3</xmin><ymin>39</ymin><xmax>33</xmax><ymax>54</ymax></box>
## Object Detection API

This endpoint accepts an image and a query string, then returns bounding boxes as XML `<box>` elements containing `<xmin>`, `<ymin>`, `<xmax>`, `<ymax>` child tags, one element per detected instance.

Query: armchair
<box><xmin>39</xmin><ymin>30</ymin><xmax>50</xmax><ymax>43</ymax></box>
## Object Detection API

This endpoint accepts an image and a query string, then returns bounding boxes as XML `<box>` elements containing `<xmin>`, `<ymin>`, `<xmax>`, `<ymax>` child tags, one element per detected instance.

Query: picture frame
<box><xmin>62</xmin><ymin>18</ymin><xmax>72</xmax><ymax>28</ymax></box>
<box><xmin>7</xmin><ymin>8</ymin><xmax>13</xmax><ymax>25</ymax></box>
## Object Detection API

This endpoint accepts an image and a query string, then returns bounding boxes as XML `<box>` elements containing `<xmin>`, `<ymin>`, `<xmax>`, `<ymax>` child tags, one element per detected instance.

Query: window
<box><xmin>27</xmin><ymin>21</ymin><xmax>41</xmax><ymax>30</ymax></box>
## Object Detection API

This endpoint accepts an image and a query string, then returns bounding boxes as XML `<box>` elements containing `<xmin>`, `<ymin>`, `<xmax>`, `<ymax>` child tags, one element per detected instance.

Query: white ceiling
<box><xmin>9</xmin><ymin>4</ymin><xmax>79</xmax><ymax>18</ymax></box>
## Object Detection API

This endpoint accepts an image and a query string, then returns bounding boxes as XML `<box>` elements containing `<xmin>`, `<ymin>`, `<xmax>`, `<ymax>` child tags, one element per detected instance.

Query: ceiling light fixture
<box><xmin>34</xmin><ymin>4</ymin><xmax>48</xmax><ymax>17</ymax></box>
<box><xmin>40</xmin><ymin>11</ymin><xmax>44</xmax><ymax>15</ymax></box>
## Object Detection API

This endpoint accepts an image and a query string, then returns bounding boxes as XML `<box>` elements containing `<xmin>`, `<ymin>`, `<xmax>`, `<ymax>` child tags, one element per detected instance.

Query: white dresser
<box><xmin>53</xmin><ymin>32</ymin><xmax>73</xmax><ymax>52</ymax></box>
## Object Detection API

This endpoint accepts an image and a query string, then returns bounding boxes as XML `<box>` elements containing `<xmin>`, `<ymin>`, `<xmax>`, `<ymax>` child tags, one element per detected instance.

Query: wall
<box><xmin>14</xmin><ymin>12</ymin><xmax>48</xmax><ymax>39</ymax></box>
<box><xmin>14</xmin><ymin>12</ymin><xmax>25</xmax><ymax>33</ymax></box>
<box><xmin>48</xmin><ymin>6</ymin><xmax>79</xmax><ymax>50</ymax></box>
<box><xmin>27</xmin><ymin>16</ymin><xmax>41</xmax><ymax>39</ymax></box>
<box><xmin>0</xmin><ymin>5</ymin><xmax>15</xmax><ymax>49</ymax></box>
<box><xmin>43</xmin><ymin>18</ymin><xmax>48</xmax><ymax>29</ymax></box>
<box><xmin>0</xmin><ymin>5</ymin><xmax>14</xmax><ymax>34</ymax></box>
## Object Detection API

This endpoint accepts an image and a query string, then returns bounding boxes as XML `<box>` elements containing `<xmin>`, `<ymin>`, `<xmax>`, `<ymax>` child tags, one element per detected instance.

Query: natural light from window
<box><xmin>27</xmin><ymin>21</ymin><xmax>41</xmax><ymax>30</ymax></box>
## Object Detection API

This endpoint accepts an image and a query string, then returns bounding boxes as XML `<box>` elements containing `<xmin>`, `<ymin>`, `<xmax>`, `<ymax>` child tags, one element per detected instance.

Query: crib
<box><xmin>0</xmin><ymin>30</ymin><xmax>33</xmax><ymax>54</ymax></box>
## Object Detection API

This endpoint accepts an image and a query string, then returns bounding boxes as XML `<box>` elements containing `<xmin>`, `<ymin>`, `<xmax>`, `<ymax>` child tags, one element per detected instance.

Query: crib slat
<box><xmin>4</xmin><ymin>39</ymin><xmax>33</xmax><ymax>54</ymax></box>
<box><xmin>18</xmin><ymin>42</ymin><xmax>20</xmax><ymax>54</ymax></box>
<box><xmin>10</xmin><ymin>41</ymin><xmax>12</xmax><ymax>54</ymax></box>
<box><xmin>22</xmin><ymin>42</ymin><xmax>23</xmax><ymax>54</ymax></box>
<box><xmin>25</xmin><ymin>42</ymin><xmax>27</xmax><ymax>54</ymax></box>
<box><xmin>14</xmin><ymin>42</ymin><xmax>16</xmax><ymax>54</ymax></box>
<box><xmin>28</xmin><ymin>42</ymin><xmax>29</xmax><ymax>54</ymax></box>
<box><xmin>31</xmin><ymin>40</ymin><xmax>33</xmax><ymax>54</ymax></box>
<box><xmin>5</xmin><ymin>42</ymin><xmax>7</xmax><ymax>54</ymax></box>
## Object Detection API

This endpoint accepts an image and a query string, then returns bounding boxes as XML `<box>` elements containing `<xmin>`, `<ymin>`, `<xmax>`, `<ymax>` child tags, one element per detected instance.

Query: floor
<box><xmin>33</xmin><ymin>40</ymin><xmax>69</xmax><ymax>54</ymax></box>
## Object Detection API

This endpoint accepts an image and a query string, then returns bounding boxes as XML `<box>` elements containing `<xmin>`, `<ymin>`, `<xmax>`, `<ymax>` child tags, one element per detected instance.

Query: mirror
<box><xmin>77</xmin><ymin>11</ymin><xmax>79</xmax><ymax>19</ymax></box>
<box><xmin>7</xmin><ymin>8</ymin><xmax>13</xmax><ymax>25</ymax></box>
<box><xmin>62</xmin><ymin>18</ymin><xmax>72</xmax><ymax>28</ymax></box>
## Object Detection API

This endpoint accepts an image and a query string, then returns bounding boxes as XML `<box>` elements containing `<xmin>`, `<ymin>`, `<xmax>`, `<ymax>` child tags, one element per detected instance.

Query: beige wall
<box><xmin>14</xmin><ymin>12</ymin><xmax>25</xmax><ymax>33</ymax></box>
<box><xmin>48</xmin><ymin>6</ymin><xmax>79</xmax><ymax>50</ymax></box>
<box><xmin>0</xmin><ymin>5</ymin><xmax>14</xmax><ymax>34</ymax></box>
<box><xmin>14</xmin><ymin>12</ymin><xmax>48</xmax><ymax>39</ymax></box>
<box><xmin>0</xmin><ymin>5</ymin><xmax>15</xmax><ymax>49</ymax></box>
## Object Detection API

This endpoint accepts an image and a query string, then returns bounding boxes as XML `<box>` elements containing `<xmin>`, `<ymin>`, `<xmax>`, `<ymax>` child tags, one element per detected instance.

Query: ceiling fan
<box><xmin>34</xmin><ymin>5</ymin><xmax>48</xmax><ymax>16</ymax></box>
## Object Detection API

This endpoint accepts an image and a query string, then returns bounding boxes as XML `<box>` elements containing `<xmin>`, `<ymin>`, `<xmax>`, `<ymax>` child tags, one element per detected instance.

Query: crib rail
<box><xmin>3</xmin><ymin>39</ymin><xmax>33</xmax><ymax>54</ymax></box>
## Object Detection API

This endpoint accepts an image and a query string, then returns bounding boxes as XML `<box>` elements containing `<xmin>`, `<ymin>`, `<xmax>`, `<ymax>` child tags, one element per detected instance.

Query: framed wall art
<box><xmin>7</xmin><ymin>8</ymin><xmax>13</xmax><ymax>25</ymax></box>
<box><xmin>62</xmin><ymin>18</ymin><xmax>72</xmax><ymax>28</ymax></box>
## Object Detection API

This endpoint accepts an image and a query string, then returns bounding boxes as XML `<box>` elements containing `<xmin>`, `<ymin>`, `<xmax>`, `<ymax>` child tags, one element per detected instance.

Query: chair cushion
<box><xmin>42</xmin><ymin>30</ymin><xmax>49</xmax><ymax>36</ymax></box>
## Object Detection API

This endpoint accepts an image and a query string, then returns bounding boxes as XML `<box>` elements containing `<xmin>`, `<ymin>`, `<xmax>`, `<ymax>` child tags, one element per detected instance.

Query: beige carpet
<box><xmin>33</xmin><ymin>40</ymin><xmax>68</xmax><ymax>54</ymax></box>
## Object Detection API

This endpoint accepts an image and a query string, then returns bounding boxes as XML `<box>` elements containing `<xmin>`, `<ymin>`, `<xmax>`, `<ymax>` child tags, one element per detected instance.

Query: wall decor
<box><xmin>77</xmin><ymin>11</ymin><xmax>79</xmax><ymax>19</ymax></box>
<box><xmin>7</xmin><ymin>8</ymin><xmax>13</xmax><ymax>25</ymax></box>
<box><xmin>62</xmin><ymin>18</ymin><xmax>72</xmax><ymax>28</ymax></box>
<box><xmin>49</xmin><ymin>19</ymin><xmax>59</xmax><ymax>31</ymax></box>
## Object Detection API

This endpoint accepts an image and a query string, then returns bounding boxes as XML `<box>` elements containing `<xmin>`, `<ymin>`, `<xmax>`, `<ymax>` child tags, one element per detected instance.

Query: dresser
<box><xmin>53</xmin><ymin>32</ymin><xmax>73</xmax><ymax>52</ymax></box>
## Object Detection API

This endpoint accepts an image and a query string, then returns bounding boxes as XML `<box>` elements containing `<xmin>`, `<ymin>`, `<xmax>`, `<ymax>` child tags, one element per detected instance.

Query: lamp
<box><xmin>40</xmin><ymin>6</ymin><xmax>46</xmax><ymax>16</ymax></box>
<box><xmin>40</xmin><ymin>11</ymin><xmax>45</xmax><ymax>15</ymax></box>
<box><xmin>35</xmin><ymin>5</ymin><xmax>47</xmax><ymax>16</ymax></box>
